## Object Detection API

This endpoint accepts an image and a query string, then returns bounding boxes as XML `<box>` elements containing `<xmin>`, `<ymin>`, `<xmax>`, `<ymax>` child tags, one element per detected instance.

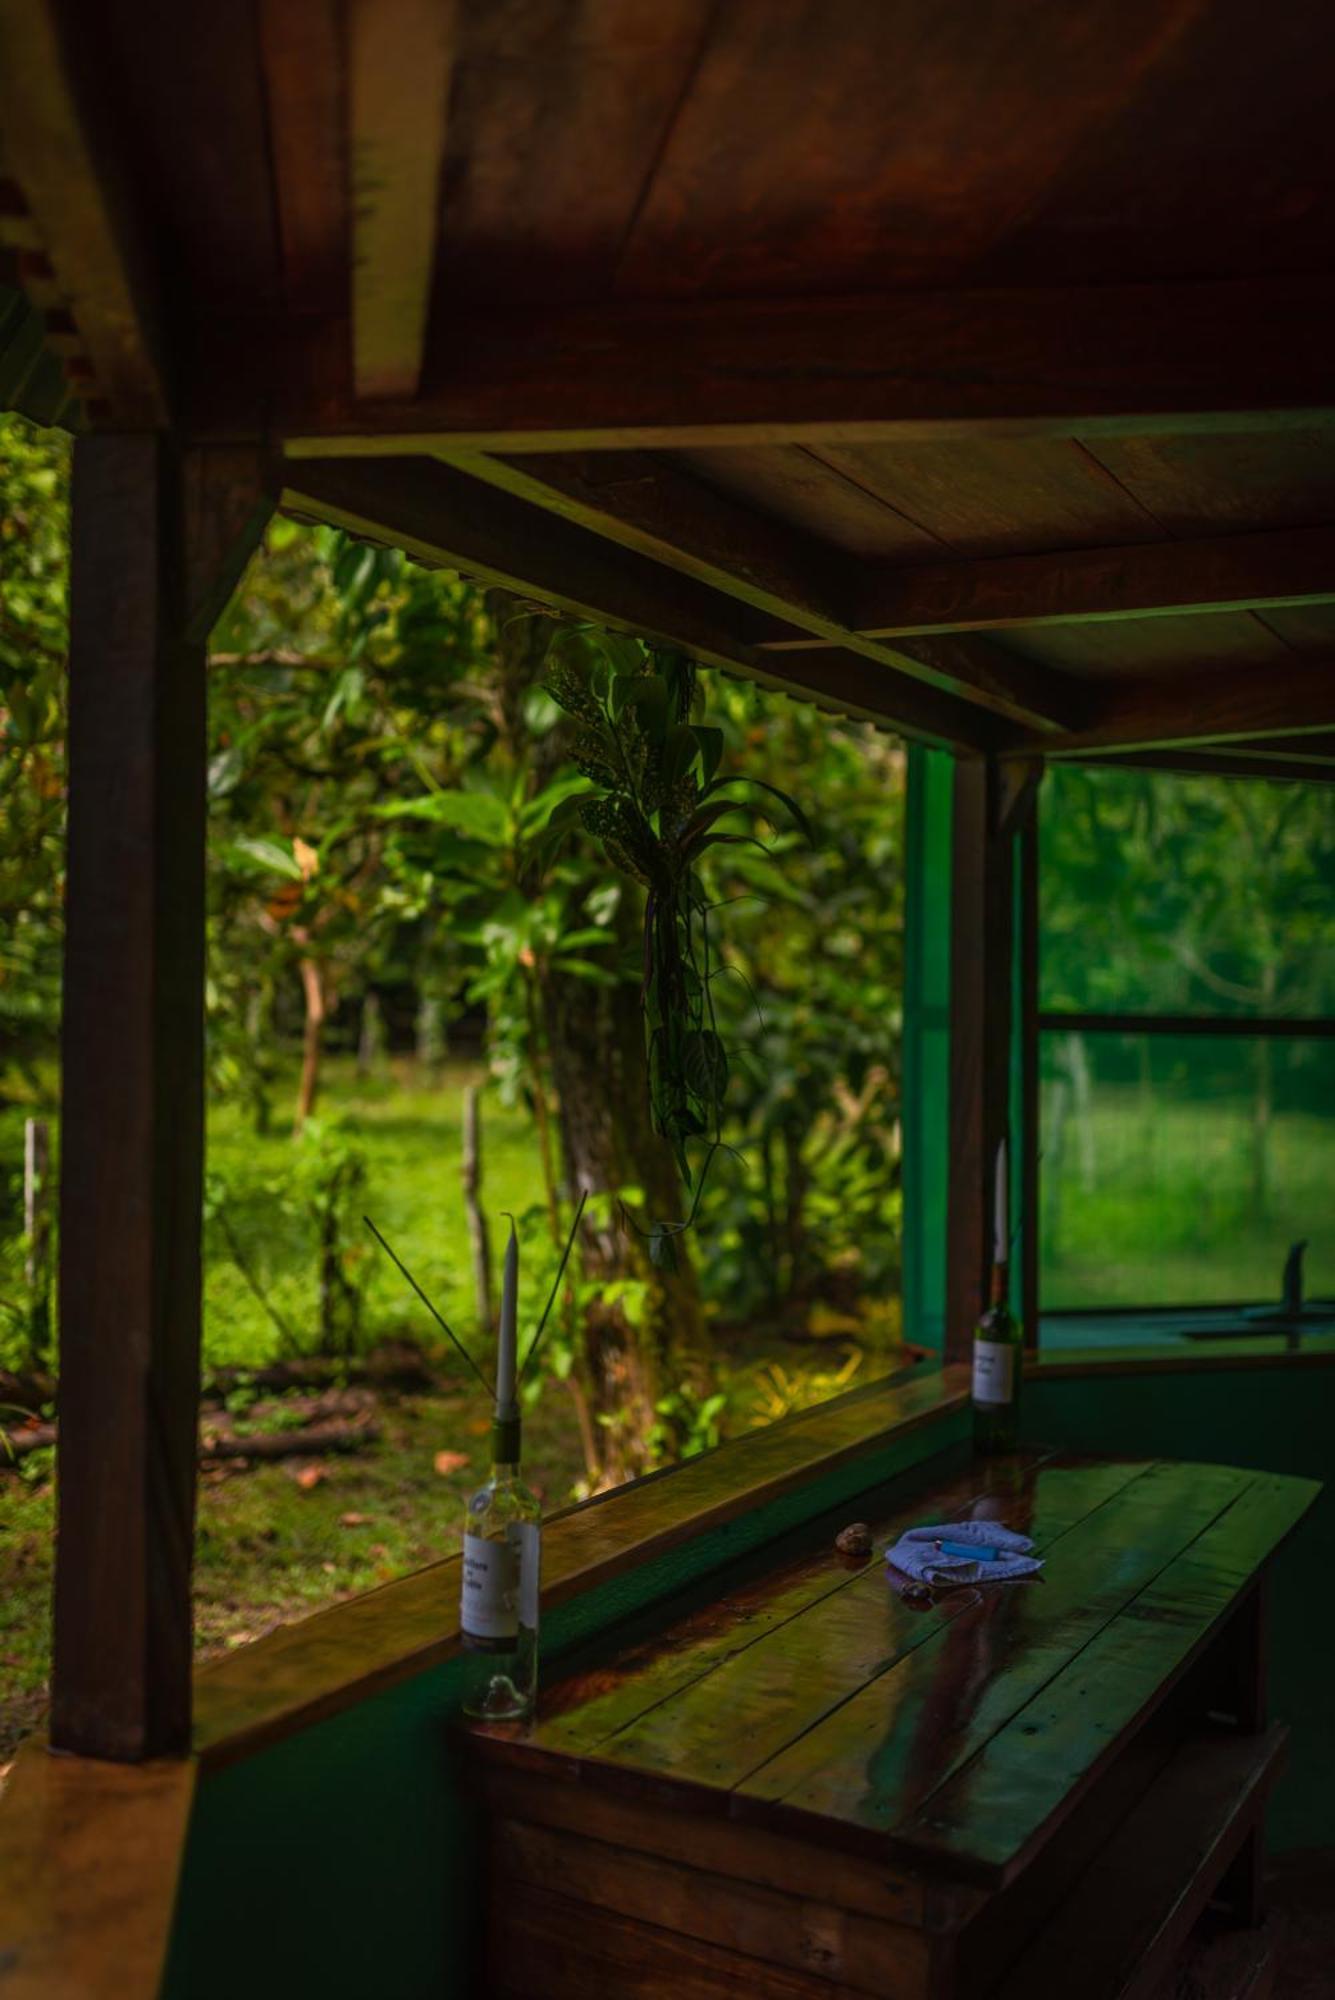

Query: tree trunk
<box><xmin>542</xmin><ymin>903</ymin><xmax>711</xmax><ymax>1486</ymax></box>
<box><xmin>357</xmin><ymin>991</ymin><xmax>385</xmax><ymax>1079</ymax></box>
<box><xmin>295</xmin><ymin>958</ymin><xmax>326</xmax><ymax>1134</ymax></box>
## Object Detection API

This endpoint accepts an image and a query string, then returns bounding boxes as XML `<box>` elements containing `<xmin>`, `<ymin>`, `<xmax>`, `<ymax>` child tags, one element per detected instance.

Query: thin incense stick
<box><xmin>363</xmin><ymin>1215</ymin><xmax>495</xmax><ymax>1402</ymax></box>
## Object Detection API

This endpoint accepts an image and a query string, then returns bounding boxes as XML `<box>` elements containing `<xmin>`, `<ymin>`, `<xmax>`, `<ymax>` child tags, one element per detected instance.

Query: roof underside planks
<box><xmin>3</xmin><ymin>0</ymin><xmax>1335</xmax><ymax>764</ymax></box>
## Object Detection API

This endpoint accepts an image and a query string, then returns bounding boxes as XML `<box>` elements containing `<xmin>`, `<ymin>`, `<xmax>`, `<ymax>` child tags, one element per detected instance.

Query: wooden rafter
<box><xmin>279</xmin><ymin>455</ymin><xmax>994</xmax><ymax>749</ymax></box>
<box><xmin>349</xmin><ymin>0</ymin><xmax>454</xmax><ymax>400</ymax></box>
<box><xmin>835</xmin><ymin>523</ymin><xmax>1335</xmax><ymax>638</ymax></box>
<box><xmin>440</xmin><ymin>449</ymin><xmax>1083</xmax><ymax>733</ymax></box>
<box><xmin>1022</xmin><ymin>655</ymin><xmax>1335</xmax><ymax>757</ymax></box>
<box><xmin>281</xmin><ymin>278</ymin><xmax>1335</xmax><ymax>453</ymax></box>
<box><xmin>0</xmin><ymin>0</ymin><xmax>165</xmax><ymax>424</ymax></box>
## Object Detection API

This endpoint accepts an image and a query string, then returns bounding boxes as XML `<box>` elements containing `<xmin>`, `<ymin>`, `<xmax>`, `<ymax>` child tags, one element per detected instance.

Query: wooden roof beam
<box><xmin>1015</xmin><ymin>655</ymin><xmax>1335</xmax><ymax>757</ymax></box>
<box><xmin>441</xmin><ymin>448</ymin><xmax>1085</xmax><ymax>734</ymax></box>
<box><xmin>349</xmin><ymin>0</ymin><xmax>454</xmax><ymax>400</ymax></box>
<box><xmin>281</xmin><ymin>278</ymin><xmax>1335</xmax><ymax>453</ymax></box>
<box><xmin>0</xmin><ymin>0</ymin><xmax>165</xmax><ymax>424</ymax></box>
<box><xmin>838</xmin><ymin>523</ymin><xmax>1335</xmax><ymax>638</ymax></box>
<box><xmin>278</xmin><ymin>455</ymin><xmax>994</xmax><ymax>750</ymax></box>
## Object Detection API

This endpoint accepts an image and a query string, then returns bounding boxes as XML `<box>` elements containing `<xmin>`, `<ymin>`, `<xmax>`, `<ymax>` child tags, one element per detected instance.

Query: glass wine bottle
<box><xmin>972</xmin><ymin>1259</ymin><xmax>1022</xmax><ymax>1454</ymax></box>
<box><xmin>972</xmin><ymin>1136</ymin><xmax>1022</xmax><ymax>1454</ymax></box>
<box><xmin>460</xmin><ymin>1407</ymin><xmax>541</xmax><ymax>1721</ymax></box>
<box><xmin>460</xmin><ymin>1217</ymin><xmax>541</xmax><ymax>1721</ymax></box>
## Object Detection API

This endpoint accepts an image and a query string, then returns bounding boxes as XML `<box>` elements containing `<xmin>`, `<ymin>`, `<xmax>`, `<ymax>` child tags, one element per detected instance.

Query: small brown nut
<box><xmin>835</xmin><ymin>1522</ymin><xmax>873</xmax><ymax>1558</ymax></box>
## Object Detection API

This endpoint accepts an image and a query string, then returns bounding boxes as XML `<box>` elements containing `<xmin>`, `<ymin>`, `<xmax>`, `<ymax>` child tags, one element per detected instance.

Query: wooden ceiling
<box><xmin>5</xmin><ymin>0</ymin><xmax>1335</xmax><ymax>767</ymax></box>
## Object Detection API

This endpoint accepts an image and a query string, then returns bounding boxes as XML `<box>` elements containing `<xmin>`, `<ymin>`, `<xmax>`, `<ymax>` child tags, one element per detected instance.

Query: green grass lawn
<box><xmin>1041</xmin><ymin>1085</ymin><xmax>1335</xmax><ymax>1308</ymax></box>
<box><xmin>204</xmin><ymin>1053</ymin><xmax>548</xmax><ymax>1369</ymax></box>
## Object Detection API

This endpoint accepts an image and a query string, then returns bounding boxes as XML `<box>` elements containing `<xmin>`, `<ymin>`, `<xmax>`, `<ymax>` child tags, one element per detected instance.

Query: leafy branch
<box><xmin>542</xmin><ymin>629</ymin><xmax>811</xmax><ymax>1261</ymax></box>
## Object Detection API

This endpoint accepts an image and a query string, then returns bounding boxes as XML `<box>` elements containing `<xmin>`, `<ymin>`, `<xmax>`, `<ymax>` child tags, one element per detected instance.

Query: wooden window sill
<box><xmin>192</xmin><ymin>1362</ymin><xmax>970</xmax><ymax>1769</ymax></box>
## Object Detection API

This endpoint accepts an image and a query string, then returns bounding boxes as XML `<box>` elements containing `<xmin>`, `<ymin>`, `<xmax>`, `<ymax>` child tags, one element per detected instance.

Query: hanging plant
<box><xmin>542</xmin><ymin>628</ymin><xmax>811</xmax><ymax>1263</ymax></box>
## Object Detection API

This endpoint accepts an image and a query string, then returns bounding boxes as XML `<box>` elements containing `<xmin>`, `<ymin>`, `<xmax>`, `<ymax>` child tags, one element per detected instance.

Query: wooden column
<box><xmin>945</xmin><ymin>756</ymin><xmax>1041</xmax><ymax>1362</ymax></box>
<box><xmin>53</xmin><ymin>435</ymin><xmax>269</xmax><ymax>1760</ymax></box>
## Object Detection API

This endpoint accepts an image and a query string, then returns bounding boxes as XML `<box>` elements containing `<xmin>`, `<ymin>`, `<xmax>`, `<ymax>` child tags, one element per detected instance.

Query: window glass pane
<box><xmin>1040</xmin><ymin>763</ymin><xmax>1335</xmax><ymax>1018</ymax></box>
<box><xmin>1040</xmin><ymin>1030</ymin><xmax>1335</xmax><ymax>1309</ymax></box>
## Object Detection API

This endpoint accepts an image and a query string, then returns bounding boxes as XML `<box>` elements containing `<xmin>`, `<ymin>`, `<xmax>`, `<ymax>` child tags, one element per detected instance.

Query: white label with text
<box><xmin>461</xmin><ymin>1533</ymin><xmax>519</xmax><ymax>1641</ymax></box>
<box><xmin>972</xmin><ymin>1338</ymin><xmax>1015</xmax><ymax>1407</ymax></box>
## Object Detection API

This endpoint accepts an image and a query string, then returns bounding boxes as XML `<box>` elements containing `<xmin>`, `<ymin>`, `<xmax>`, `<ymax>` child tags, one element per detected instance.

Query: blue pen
<box><xmin>937</xmin><ymin>1539</ymin><xmax>1005</xmax><ymax>1561</ymax></box>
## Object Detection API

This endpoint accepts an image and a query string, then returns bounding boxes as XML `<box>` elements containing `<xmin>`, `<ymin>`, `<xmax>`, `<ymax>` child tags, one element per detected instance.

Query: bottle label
<box><xmin>462</xmin><ymin>1533</ymin><xmax>519</xmax><ymax>1640</ymax></box>
<box><xmin>461</xmin><ymin>1524</ymin><xmax>541</xmax><ymax>1641</ymax></box>
<box><xmin>972</xmin><ymin>1337</ymin><xmax>1015</xmax><ymax>1407</ymax></box>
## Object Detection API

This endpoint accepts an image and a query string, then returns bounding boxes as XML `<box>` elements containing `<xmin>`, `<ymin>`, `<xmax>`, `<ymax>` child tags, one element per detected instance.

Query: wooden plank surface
<box><xmin>0</xmin><ymin>1745</ymin><xmax>196</xmax><ymax>1999</ymax></box>
<box><xmin>898</xmin><ymin>1475</ymin><xmax>1319</xmax><ymax>1881</ymax></box>
<box><xmin>587</xmin><ymin>1460</ymin><xmax>1152</xmax><ymax>1798</ymax></box>
<box><xmin>531</xmin><ymin>1451</ymin><xmax>1056</xmax><ymax>1763</ymax></box>
<box><xmin>493</xmin><ymin>1816</ymin><xmax>931</xmax><ymax>2000</ymax></box>
<box><xmin>476</xmin><ymin>1456</ymin><xmax>1319</xmax><ymax>1896</ymax></box>
<box><xmin>739</xmin><ymin>1463</ymin><xmax>1248</xmax><ymax>1835</ymax></box>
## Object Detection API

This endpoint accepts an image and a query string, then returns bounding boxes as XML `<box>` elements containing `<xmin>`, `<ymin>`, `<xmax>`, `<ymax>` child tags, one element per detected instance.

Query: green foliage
<box><xmin>0</xmin><ymin>418</ymin><xmax>68</xmax><ymax>1081</ymax></box>
<box><xmin>542</xmin><ymin>629</ymin><xmax>809</xmax><ymax>1212</ymax></box>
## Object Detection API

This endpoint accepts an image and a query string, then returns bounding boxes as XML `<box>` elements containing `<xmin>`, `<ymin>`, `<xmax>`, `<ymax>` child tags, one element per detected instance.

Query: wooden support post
<box><xmin>1018</xmin><ymin>811</ymin><xmax>1041</xmax><ymax>1351</ymax></box>
<box><xmin>945</xmin><ymin>756</ymin><xmax>1016</xmax><ymax>1363</ymax></box>
<box><xmin>52</xmin><ymin>435</ymin><xmax>270</xmax><ymax>1761</ymax></box>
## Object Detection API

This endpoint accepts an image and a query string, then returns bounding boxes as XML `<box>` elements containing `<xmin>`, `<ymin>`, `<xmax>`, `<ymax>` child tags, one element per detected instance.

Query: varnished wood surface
<box><xmin>472</xmin><ymin>1453</ymin><xmax>1318</xmax><ymax>1890</ymax></box>
<box><xmin>193</xmin><ymin>1365</ymin><xmax>969</xmax><ymax>1766</ymax></box>
<box><xmin>0</xmin><ymin>1745</ymin><xmax>196</xmax><ymax>1998</ymax></box>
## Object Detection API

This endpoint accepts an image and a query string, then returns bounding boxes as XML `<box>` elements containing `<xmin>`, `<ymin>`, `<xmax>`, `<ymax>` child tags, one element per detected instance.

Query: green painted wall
<box><xmin>1023</xmin><ymin>1365</ymin><xmax>1335</xmax><ymax>1851</ymax></box>
<box><xmin>164</xmin><ymin>1406</ymin><xmax>969</xmax><ymax>1999</ymax></box>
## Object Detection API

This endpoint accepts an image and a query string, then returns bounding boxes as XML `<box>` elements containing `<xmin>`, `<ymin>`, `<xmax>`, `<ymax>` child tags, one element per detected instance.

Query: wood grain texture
<box><xmin>492</xmin><ymin>1879</ymin><xmax>846</xmax><ymax>2000</ymax></box>
<box><xmin>431</xmin><ymin>0</ymin><xmax>715</xmax><ymax>306</ymax></box>
<box><xmin>844</xmin><ymin>523</ymin><xmax>1335</xmax><ymax>638</ymax></box>
<box><xmin>280</xmin><ymin>279</ymin><xmax>1335</xmax><ymax>452</ymax></box>
<box><xmin>451</xmin><ymin>449</ymin><xmax>1082</xmax><ymax>729</ymax></box>
<box><xmin>468</xmin><ymin>1458</ymin><xmax>1318</xmax><ymax>1894</ymax></box>
<box><xmin>809</xmin><ymin>437</ymin><xmax>1163</xmax><ymax>561</ymax></box>
<box><xmin>53</xmin><ymin>435</ymin><xmax>204</xmax><ymax>1760</ymax></box>
<box><xmin>737</xmin><ymin>1463</ymin><xmax>1246</xmax><ymax>1838</ymax></box>
<box><xmin>349</xmin><ymin>0</ymin><xmax>454</xmax><ymax>398</ymax></box>
<box><xmin>1016</xmin><ymin>652</ymin><xmax>1335</xmax><ymax>754</ymax></box>
<box><xmin>279</xmin><ymin>455</ymin><xmax>995</xmax><ymax>748</ymax></box>
<box><xmin>494</xmin><ymin>1815</ymin><xmax>931</xmax><ymax>1998</ymax></box>
<box><xmin>612</xmin><ymin>0</ymin><xmax>1206</xmax><ymax>299</ymax></box>
<box><xmin>0</xmin><ymin>1745</ymin><xmax>196</xmax><ymax>2000</ymax></box>
<box><xmin>899</xmin><ymin>1476</ymin><xmax>1318</xmax><ymax>1880</ymax></box>
<box><xmin>193</xmin><ymin>1365</ymin><xmax>969</xmax><ymax>1765</ymax></box>
<box><xmin>259</xmin><ymin>0</ymin><xmax>346</xmax><ymax>315</ymax></box>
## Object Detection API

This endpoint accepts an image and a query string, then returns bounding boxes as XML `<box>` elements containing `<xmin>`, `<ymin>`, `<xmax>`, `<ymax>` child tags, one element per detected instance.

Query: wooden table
<box><xmin>467</xmin><ymin>1448</ymin><xmax>1319</xmax><ymax>2000</ymax></box>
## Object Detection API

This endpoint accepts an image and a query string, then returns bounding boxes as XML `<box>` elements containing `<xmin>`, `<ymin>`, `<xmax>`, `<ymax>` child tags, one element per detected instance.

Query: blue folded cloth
<box><xmin>885</xmin><ymin>1518</ymin><xmax>1043</xmax><ymax>1586</ymax></box>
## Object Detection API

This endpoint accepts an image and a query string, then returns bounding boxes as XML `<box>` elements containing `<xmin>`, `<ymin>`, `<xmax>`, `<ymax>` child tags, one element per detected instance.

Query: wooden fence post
<box><xmin>23</xmin><ymin>1115</ymin><xmax>51</xmax><ymax>1360</ymax></box>
<box><xmin>462</xmin><ymin>1083</ymin><xmax>493</xmax><ymax>1331</ymax></box>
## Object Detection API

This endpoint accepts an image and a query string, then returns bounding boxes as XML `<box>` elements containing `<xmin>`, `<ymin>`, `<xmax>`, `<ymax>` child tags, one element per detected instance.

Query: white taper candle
<box><xmin>993</xmin><ymin>1137</ymin><xmax>1008</xmax><ymax>1268</ymax></box>
<box><xmin>496</xmin><ymin>1217</ymin><xmax>519</xmax><ymax>1416</ymax></box>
